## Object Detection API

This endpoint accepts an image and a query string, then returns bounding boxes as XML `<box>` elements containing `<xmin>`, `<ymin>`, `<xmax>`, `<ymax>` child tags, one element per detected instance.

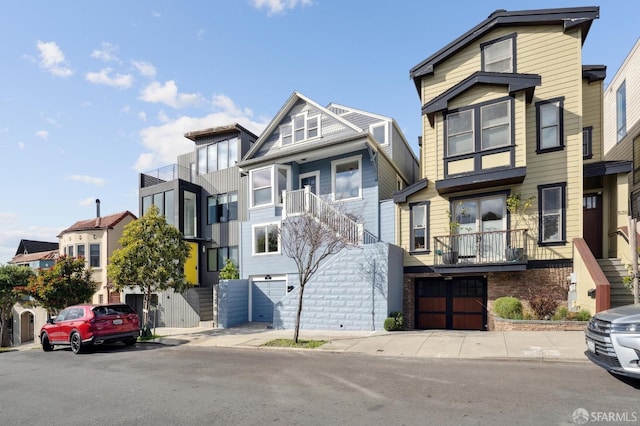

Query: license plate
<box><xmin>587</xmin><ymin>340</ymin><xmax>595</xmax><ymax>353</ymax></box>
<box><xmin>113</xmin><ymin>319</ymin><xmax>123</xmax><ymax>325</ymax></box>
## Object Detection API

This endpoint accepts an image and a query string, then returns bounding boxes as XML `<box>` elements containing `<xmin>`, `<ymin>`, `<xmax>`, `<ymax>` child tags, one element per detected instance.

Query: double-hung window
<box><xmin>446</xmin><ymin>99</ymin><xmax>511</xmax><ymax>157</ymax></box>
<box><xmin>77</xmin><ymin>244</ymin><xmax>85</xmax><ymax>259</ymax></box>
<box><xmin>411</xmin><ymin>202</ymin><xmax>429</xmax><ymax>252</ymax></box>
<box><xmin>89</xmin><ymin>243</ymin><xmax>100</xmax><ymax>268</ymax></box>
<box><xmin>481</xmin><ymin>35</ymin><xmax>515</xmax><ymax>73</ymax></box>
<box><xmin>254</xmin><ymin>223</ymin><xmax>279</xmax><ymax>255</ymax></box>
<box><xmin>250</xmin><ymin>166</ymin><xmax>290</xmax><ymax>207</ymax></box>
<box><xmin>536</xmin><ymin>98</ymin><xmax>564</xmax><ymax>152</ymax></box>
<box><xmin>538</xmin><ymin>183</ymin><xmax>566</xmax><ymax>245</ymax></box>
<box><xmin>617</xmin><ymin>81</ymin><xmax>627</xmax><ymax>142</ymax></box>
<box><xmin>280</xmin><ymin>113</ymin><xmax>321</xmax><ymax>146</ymax></box>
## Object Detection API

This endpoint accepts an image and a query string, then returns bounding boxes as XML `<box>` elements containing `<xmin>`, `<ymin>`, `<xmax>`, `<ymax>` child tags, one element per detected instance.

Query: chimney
<box><xmin>96</xmin><ymin>199</ymin><xmax>101</xmax><ymax>218</ymax></box>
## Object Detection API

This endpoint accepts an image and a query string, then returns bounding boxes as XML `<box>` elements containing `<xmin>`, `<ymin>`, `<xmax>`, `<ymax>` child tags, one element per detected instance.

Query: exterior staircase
<box><xmin>195</xmin><ymin>287</ymin><xmax>215</xmax><ymax>322</ymax></box>
<box><xmin>597</xmin><ymin>258</ymin><xmax>634</xmax><ymax>308</ymax></box>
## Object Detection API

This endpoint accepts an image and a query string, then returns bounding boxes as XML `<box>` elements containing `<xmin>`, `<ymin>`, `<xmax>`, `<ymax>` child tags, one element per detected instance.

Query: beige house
<box><xmin>58</xmin><ymin>202</ymin><xmax>136</xmax><ymax>305</ymax></box>
<box><xmin>395</xmin><ymin>7</ymin><xmax>632</xmax><ymax>330</ymax></box>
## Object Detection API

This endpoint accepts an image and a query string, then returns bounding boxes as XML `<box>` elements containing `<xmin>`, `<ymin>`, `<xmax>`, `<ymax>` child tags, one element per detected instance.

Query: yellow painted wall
<box><xmin>582</xmin><ymin>79</ymin><xmax>604</xmax><ymax>163</ymax></box>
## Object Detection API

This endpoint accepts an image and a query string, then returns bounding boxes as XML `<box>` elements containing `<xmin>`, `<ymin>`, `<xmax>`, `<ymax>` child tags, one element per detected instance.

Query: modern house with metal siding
<box><xmin>397</xmin><ymin>7</ymin><xmax>633</xmax><ymax>331</ymax></box>
<box><xmin>136</xmin><ymin>124</ymin><xmax>258</xmax><ymax>327</ymax></box>
<box><xmin>237</xmin><ymin>91</ymin><xmax>417</xmax><ymax>330</ymax></box>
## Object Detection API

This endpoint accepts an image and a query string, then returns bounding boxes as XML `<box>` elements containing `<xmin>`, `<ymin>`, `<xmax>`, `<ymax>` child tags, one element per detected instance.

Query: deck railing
<box><xmin>433</xmin><ymin>229</ymin><xmax>528</xmax><ymax>265</ymax></box>
<box><xmin>140</xmin><ymin>164</ymin><xmax>194</xmax><ymax>188</ymax></box>
<box><xmin>282</xmin><ymin>187</ymin><xmax>377</xmax><ymax>246</ymax></box>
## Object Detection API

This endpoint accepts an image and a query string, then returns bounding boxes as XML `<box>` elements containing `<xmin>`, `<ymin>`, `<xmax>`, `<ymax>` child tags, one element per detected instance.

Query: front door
<box><xmin>299</xmin><ymin>171</ymin><xmax>319</xmax><ymax>195</ymax></box>
<box><xmin>415</xmin><ymin>277</ymin><xmax>487</xmax><ymax>330</ymax></box>
<box><xmin>454</xmin><ymin>195</ymin><xmax>506</xmax><ymax>262</ymax></box>
<box><xmin>583</xmin><ymin>194</ymin><xmax>603</xmax><ymax>258</ymax></box>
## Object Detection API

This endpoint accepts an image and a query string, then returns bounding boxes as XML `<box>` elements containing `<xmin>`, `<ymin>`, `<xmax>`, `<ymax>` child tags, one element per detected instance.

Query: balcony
<box><xmin>433</xmin><ymin>229</ymin><xmax>528</xmax><ymax>273</ymax></box>
<box><xmin>140</xmin><ymin>164</ymin><xmax>193</xmax><ymax>188</ymax></box>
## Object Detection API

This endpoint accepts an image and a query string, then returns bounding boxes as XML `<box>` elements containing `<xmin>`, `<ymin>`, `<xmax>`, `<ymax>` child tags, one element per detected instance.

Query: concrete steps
<box><xmin>195</xmin><ymin>287</ymin><xmax>214</xmax><ymax>321</ymax></box>
<box><xmin>597</xmin><ymin>258</ymin><xmax>633</xmax><ymax>308</ymax></box>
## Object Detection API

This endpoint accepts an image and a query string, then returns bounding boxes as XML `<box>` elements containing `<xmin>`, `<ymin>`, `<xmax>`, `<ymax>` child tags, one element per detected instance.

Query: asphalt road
<box><xmin>1</xmin><ymin>343</ymin><xmax>638</xmax><ymax>426</ymax></box>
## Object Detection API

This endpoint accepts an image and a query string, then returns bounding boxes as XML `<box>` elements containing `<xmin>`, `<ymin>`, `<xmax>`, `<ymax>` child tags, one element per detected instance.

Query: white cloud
<box><xmin>139</xmin><ymin>81</ymin><xmax>202</xmax><ymax>109</ymax></box>
<box><xmin>36</xmin><ymin>41</ymin><xmax>73</xmax><ymax>77</ymax></box>
<box><xmin>41</xmin><ymin>113</ymin><xmax>59</xmax><ymax>126</ymax></box>
<box><xmin>81</xmin><ymin>100</ymin><xmax>92</xmax><ymax>108</ymax></box>
<box><xmin>79</xmin><ymin>197</ymin><xmax>97</xmax><ymax>206</ymax></box>
<box><xmin>18</xmin><ymin>142</ymin><xmax>25</xmax><ymax>149</ymax></box>
<box><xmin>65</xmin><ymin>175</ymin><xmax>106</xmax><ymax>186</ymax></box>
<box><xmin>91</xmin><ymin>42</ymin><xmax>120</xmax><ymax>62</ymax></box>
<box><xmin>138</xmin><ymin>111</ymin><xmax>147</xmax><ymax>122</ymax></box>
<box><xmin>0</xmin><ymin>212</ymin><xmax>18</xmax><ymax>223</ymax></box>
<box><xmin>122</xmin><ymin>105</ymin><xmax>131</xmax><ymax>114</ymax></box>
<box><xmin>132</xmin><ymin>60</ymin><xmax>156</xmax><ymax>78</ymax></box>
<box><xmin>0</xmin><ymin>222</ymin><xmax>63</xmax><ymax>264</ymax></box>
<box><xmin>157</xmin><ymin>110</ymin><xmax>170</xmax><ymax>123</ymax></box>
<box><xmin>250</xmin><ymin>0</ymin><xmax>313</xmax><ymax>15</ymax></box>
<box><xmin>134</xmin><ymin>95</ymin><xmax>268</xmax><ymax>171</ymax></box>
<box><xmin>197</xmin><ymin>29</ymin><xmax>206</xmax><ymax>41</ymax></box>
<box><xmin>85</xmin><ymin>68</ymin><xmax>133</xmax><ymax>89</ymax></box>
<box><xmin>152</xmin><ymin>10</ymin><xmax>161</xmax><ymax>18</ymax></box>
<box><xmin>35</xmin><ymin>130</ymin><xmax>49</xmax><ymax>140</ymax></box>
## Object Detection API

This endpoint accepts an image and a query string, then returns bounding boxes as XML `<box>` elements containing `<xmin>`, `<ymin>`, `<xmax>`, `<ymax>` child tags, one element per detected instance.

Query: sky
<box><xmin>0</xmin><ymin>0</ymin><xmax>638</xmax><ymax>264</ymax></box>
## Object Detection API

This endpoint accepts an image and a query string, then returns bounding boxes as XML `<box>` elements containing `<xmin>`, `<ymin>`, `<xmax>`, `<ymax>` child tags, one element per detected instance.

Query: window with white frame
<box><xmin>538</xmin><ymin>183</ymin><xmax>566</xmax><ymax>245</ymax></box>
<box><xmin>536</xmin><ymin>98</ymin><xmax>564</xmax><ymax>152</ymax></box>
<box><xmin>68</xmin><ymin>245</ymin><xmax>74</xmax><ymax>257</ymax></box>
<box><xmin>250</xmin><ymin>166</ymin><xmax>290</xmax><ymax>207</ymax></box>
<box><xmin>280</xmin><ymin>113</ymin><xmax>321</xmax><ymax>146</ymax></box>
<box><xmin>411</xmin><ymin>202</ymin><xmax>429</xmax><ymax>251</ymax></box>
<box><xmin>370</xmin><ymin>122</ymin><xmax>388</xmax><ymax>145</ymax></box>
<box><xmin>332</xmin><ymin>156</ymin><xmax>362</xmax><ymax>201</ymax></box>
<box><xmin>617</xmin><ymin>81</ymin><xmax>627</xmax><ymax>142</ymax></box>
<box><xmin>446</xmin><ymin>99</ymin><xmax>511</xmax><ymax>157</ymax></box>
<box><xmin>253</xmin><ymin>223</ymin><xmax>279</xmax><ymax>254</ymax></box>
<box><xmin>481</xmin><ymin>35</ymin><xmax>515</xmax><ymax>73</ymax></box>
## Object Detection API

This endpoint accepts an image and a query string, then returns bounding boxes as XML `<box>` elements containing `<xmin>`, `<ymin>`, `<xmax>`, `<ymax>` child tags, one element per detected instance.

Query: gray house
<box><xmin>136</xmin><ymin>124</ymin><xmax>258</xmax><ymax>327</ymax></box>
<box><xmin>236</xmin><ymin>92</ymin><xmax>418</xmax><ymax>331</ymax></box>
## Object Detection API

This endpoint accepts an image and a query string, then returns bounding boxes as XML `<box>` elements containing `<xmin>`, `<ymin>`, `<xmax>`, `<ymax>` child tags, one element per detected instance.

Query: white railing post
<box><xmin>304</xmin><ymin>185</ymin><xmax>311</xmax><ymax>213</ymax></box>
<box><xmin>282</xmin><ymin>190</ymin><xmax>288</xmax><ymax>219</ymax></box>
<box><xmin>357</xmin><ymin>223</ymin><xmax>364</xmax><ymax>245</ymax></box>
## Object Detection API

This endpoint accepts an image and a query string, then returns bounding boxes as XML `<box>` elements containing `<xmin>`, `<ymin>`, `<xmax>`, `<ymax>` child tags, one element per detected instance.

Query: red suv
<box><xmin>40</xmin><ymin>303</ymin><xmax>140</xmax><ymax>354</ymax></box>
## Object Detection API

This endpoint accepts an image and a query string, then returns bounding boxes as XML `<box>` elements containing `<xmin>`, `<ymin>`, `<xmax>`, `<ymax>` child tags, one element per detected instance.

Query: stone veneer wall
<box><xmin>493</xmin><ymin>317</ymin><xmax>587</xmax><ymax>331</ymax></box>
<box><xmin>403</xmin><ymin>265</ymin><xmax>572</xmax><ymax>331</ymax></box>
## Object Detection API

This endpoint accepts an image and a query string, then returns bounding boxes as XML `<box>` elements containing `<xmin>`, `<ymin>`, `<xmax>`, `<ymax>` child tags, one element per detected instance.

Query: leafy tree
<box><xmin>108</xmin><ymin>204</ymin><xmax>192</xmax><ymax>331</ymax></box>
<box><xmin>280</xmin><ymin>210</ymin><xmax>353</xmax><ymax>343</ymax></box>
<box><xmin>20</xmin><ymin>256</ymin><xmax>96</xmax><ymax>315</ymax></box>
<box><xmin>0</xmin><ymin>264</ymin><xmax>35</xmax><ymax>347</ymax></box>
<box><xmin>219</xmin><ymin>258</ymin><xmax>239</xmax><ymax>280</ymax></box>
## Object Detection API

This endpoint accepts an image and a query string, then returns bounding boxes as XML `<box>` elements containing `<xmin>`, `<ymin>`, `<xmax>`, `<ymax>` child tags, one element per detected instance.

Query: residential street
<box><xmin>1</xmin><ymin>343</ymin><xmax>638</xmax><ymax>425</ymax></box>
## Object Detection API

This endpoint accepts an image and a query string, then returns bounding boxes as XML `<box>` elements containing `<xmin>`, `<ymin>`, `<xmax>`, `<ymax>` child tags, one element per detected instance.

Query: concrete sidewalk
<box><xmin>150</xmin><ymin>324</ymin><xmax>589</xmax><ymax>363</ymax></box>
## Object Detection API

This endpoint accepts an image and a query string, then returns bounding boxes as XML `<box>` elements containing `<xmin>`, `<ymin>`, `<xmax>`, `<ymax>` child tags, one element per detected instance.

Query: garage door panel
<box><xmin>452</xmin><ymin>297</ymin><xmax>484</xmax><ymax>313</ymax></box>
<box><xmin>417</xmin><ymin>313</ymin><xmax>446</xmax><ymax>329</ymax></box>
<box><xmin>415</xmin><ymin>278</ymin><xmax>486</xmax><ymax>331</ymax></box>
<box><xmin>251</xmin><ymin>280</ymin><xmax>285</xmax><ymax>323</ymax></box>
<box><xmin>453</xmin><ymin>314</ymin><xmax>484</xmax><ymax>330</ymax></box>
<box><xmin>418</xmin><ymin>297</ymin><xmax>446</xmax><ymax>311</ymax></box>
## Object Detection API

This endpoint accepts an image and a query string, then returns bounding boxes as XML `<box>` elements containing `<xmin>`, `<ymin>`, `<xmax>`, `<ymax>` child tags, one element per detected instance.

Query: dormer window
<box><xmin>481</xmin><ymin>34</ymin><xmax>516</xmax><ymax>73</ymax></box>
<box><xmin>370</xmin><ymin>122</ymin><xmax>388</xmax><ymax>145</ymax></box>
<box><xmin>280</xmin><ymin>113</ymin><xmax>321</xmax><ymax>146</ymax></box>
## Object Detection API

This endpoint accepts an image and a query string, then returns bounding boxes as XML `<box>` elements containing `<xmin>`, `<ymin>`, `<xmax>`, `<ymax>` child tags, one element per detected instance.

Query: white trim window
<box><xmin>253</xmin><ymin>223</ymin><xmax>280</xmax><ymax>255</ymax></box>
<box><xmin>280</xmin><ymin>112</ymin><xmax>321</xmax><ymax>146</ymax></box>
<box><xmin>250</xmin><ymin>165</ymin><xmax>291</xmax><ymax>208</ymax></box>
<box><xmin>370</xmin><ymin>122</ymin><xmax>388</xmax><ymax>145</ymax></box>
<box><xmin>332</xmin><ymin>155</ymin><xmax>362</xmax><ymax>201</ymax></box>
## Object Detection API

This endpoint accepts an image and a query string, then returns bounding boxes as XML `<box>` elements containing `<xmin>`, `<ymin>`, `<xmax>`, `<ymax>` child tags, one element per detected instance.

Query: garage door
<box><xmin>251</xmin><ymin>280</ymin><xmax>286</xmax><ymax>323</ymax></box>
<box><xmin>415</xmin><ymin>277</ymin><xmax>487</xmax><ymax>331</ymax></box>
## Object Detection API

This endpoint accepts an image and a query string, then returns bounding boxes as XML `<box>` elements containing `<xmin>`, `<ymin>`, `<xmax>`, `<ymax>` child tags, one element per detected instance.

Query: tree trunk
<box><xmin>143</xmin><ymin>288</ymin><xmax>152</xmax><ymax>334</ymax></box>
<box><xmin>0</xmin><ymin>310</ymin><xmax>10</xmax><ymax>347</ymax></box>
<box><xmin>294</xmin><ymin>284</ymin><xmax>305</xmax><ymax>343</ymax></box>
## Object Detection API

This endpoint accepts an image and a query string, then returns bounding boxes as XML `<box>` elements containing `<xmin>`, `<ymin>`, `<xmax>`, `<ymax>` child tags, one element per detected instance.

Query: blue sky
<box><xmin>0</xmin><ymin>0</ymin><xmax>638</xmax><ymax>263</ymax></box>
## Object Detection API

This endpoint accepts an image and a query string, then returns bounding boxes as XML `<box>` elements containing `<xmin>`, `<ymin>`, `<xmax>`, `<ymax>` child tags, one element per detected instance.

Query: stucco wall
<box><xmin>218</xmin><ymin>279</ymin><xmax>249</xmax><ymax>328</ymax></box>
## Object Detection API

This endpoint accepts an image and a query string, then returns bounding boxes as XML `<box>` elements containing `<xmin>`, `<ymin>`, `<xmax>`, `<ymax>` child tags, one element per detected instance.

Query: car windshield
<box><xmin>93</xmin><ymin>305</ymin><xmax>136</xmax><ymax>317</ymax></box>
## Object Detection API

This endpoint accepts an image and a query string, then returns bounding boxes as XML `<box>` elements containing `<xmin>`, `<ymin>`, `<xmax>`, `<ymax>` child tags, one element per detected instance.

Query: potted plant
<box><xmin>436</xmin><ymin>209</ymin><xmax>461</xmax><ymax>264</ymax></box>
<box><xmin>505</xmin><ymin>190</ymin><xmax>535</xmax><ymax>261</ymax></box>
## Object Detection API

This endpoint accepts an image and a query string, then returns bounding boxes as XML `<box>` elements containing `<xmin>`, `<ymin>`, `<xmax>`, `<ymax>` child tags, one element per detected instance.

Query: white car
<box><xmin>585</xmin><ymin>304</ymin><xmax>640</xmax><ymax>379</ymax></box>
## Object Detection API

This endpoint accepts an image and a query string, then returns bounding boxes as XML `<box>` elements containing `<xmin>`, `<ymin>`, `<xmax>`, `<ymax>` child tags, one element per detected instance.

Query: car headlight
<box><xmin>611</xmin><ymin>323</ymin><xmax>640</xmax><ymax>333</ymax></box>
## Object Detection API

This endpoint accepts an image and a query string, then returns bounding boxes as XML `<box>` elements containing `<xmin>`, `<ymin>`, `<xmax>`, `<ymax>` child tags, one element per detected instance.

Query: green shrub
<box><xmin>567</xmin><ymin>310</ymin><xmax>592</xmax><ymax>321</ymax></box>
<box><xmin>552</xmin><ymin>306</ymin><xmax>569</xmax><ymax>321</ymax></box>
<box><xmin>493</xmin><ymin>297</ymin><xmax>523</xmax><ymax>320</ymax></box>
<box><xmin>384</xmin><ymin>311</ymin><xmax>404</xmax><ymax>331</ymax></box>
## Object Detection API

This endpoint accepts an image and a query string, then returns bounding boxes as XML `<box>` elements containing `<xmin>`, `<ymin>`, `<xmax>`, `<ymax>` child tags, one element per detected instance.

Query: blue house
<box><xmin>236</xmin><ymin>92</ymin><xmax>418</xmax><ymax>331</ymax></box>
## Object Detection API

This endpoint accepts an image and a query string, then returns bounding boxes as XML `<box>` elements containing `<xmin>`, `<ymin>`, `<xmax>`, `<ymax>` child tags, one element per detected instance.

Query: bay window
<box><xmin>250</xmin><ymin>166</ymin><xmax>290</xmax><ymax>207</ymax></box>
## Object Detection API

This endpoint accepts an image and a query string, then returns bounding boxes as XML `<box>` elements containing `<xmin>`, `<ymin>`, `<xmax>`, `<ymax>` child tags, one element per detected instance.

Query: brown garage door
<box><xmin>415</xmin><ymin>277</ymin><xmax>487</xmax><ymax>331</ymax></box>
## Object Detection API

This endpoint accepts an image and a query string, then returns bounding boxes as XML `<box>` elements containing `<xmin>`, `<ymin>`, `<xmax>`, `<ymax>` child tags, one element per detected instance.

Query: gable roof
<box><xmin>58</xmin><ymin>211</ymin><xmax>137</xmax><ymax>237</ymax></box>
<box><xmin>242</xmin><ymin>91</ymin><xmax>362</xmax><ymax>161</ymax></box>
<box><xmin>9</xmin><ymin>249</ymin><xmax>58</xmax><ymax>265</ymax></box>
<box><xmin>409</xmin><ymin>6</ymin><xmax>600</xmax><ymax>93</ymax></box>
<box><xmin>15</xmin><ymin>239</ymin><xmax>59</xmax><ymax>256</ymax></box>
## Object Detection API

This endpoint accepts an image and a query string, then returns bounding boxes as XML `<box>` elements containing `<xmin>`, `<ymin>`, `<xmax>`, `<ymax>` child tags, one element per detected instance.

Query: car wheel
<box><xmin>70</xmin><ymin>331</ymin><xmax>84</xmax><ymax>354</ymax></box>
<box><xmin>41</xmin><ymin>333</ymin><xmax>53</xmax><ymax>352</ymax></box>
<box><xmin>124</xmin><ymin>338</ymin><xmax>137</xmax><ymax>346</ymax></box>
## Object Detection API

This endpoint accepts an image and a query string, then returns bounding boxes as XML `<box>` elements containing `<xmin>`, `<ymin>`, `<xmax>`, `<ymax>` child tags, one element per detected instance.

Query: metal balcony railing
<box><xmin>282</xmin><ymin>187</ymin><xmax>378</xmax><ymax>246</ymax></box>
<box><xmin>140</xmin><ymin>164</ymin><xmax>194</xmax><ymax>188</ymax></box>
<box><xmin>433</xmin><ymin>229</ymin><xmax>528</xmax><ymax>266</ymax></box>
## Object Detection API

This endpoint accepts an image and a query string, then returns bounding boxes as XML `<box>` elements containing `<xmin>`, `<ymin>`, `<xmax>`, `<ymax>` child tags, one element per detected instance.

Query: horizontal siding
<box><xmin>583</xmin><ymin>79</ymin><xmax>603</xmax><ymax>163</ymax></box>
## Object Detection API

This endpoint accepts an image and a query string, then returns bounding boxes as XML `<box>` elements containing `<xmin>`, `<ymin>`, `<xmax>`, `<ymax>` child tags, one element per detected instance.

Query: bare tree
<box><xmin>280</xmin><ymin>209</ymin><xmax>354</xmax><ymax>342</ymax></box>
